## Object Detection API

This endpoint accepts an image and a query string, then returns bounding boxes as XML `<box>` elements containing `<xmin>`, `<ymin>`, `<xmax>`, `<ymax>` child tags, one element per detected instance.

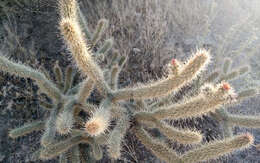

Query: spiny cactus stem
<box><xmin>67</xmin><ymin>82</ymin><xmax>82</xmax><ymax>95</ymax></box>
<box><xmin>227</xmin><ymin>114</ymin><xmax>260</xmax><ymax>128</ymax></box>
<box><xmin>9</xmin><ymin>121</ymin><xmax>45</xmax><ymax>138</ymax></box>
<box><xmin>91</xmin><ymin>19</ymin><xmax>108</xmax><ymax>48</ymax></box>
<box><xmin>222</xmin><ymin>120</ymin><xmax>233</xmax><ymax>138</ymax></box>
<box><xmin>39</xmin><ymin>65</ymin><xmax>52</xmax><ymax>81</ymax></box>
<box><xmin>54</xmin><ymin>61</ymin><xmax>63</xmax><ymax>90</ymax></box>
<box><xmin>58</xmin><ymin>0</ymin><xmax>77</xmax><ymax>20</ymax></box>
<box><xmin>135</xmin><ymin>100</ymin><xmax>147</xmax><ymax>111</ymax></box>
<box><xmin>77</xmin><ymin>78</ymin><xmax>95</xmax><ymax>104</ymax></box>
<box><xmin>89</xmin><ymin>141</ymin><xmax>103</xmax><ymax>160</ymax></box>
<box><xmin>211</xmin><ymin>108</ymin><xmax>233</xmax><ymax>137</ymax></box>
<box><xmin>223</xmin><ymin>58</ymin><xmax>231</xmax><ymax>74</ymax></box>
<box><xmin>204</xmin><ymin>71</ymin><xmax>220</xmax><ymax>83</ymax></box>
<box><xmin>134</xmin><ymin>112</ymin><xmax>157</xmax><ymax>128</ymax></box>
<box><xmin>135</xmin><ymin>112</ymin><xmax>202</xmax><ymax>144</ymax></box>
<box><xmin>110</xmin><ymin>65</ymin><xmax>119</xmax><ymax>90</ymax></box>
<box><xmin>81</xmin><ymin>144</ymin><xmax>96</xmax><ymax>162</ymax></box>
<box><xmin>41</xmin><ymin>105</ymin><xmax>60</xmax><ymax>147</ymax></box>
<box><xmin>118</xmin><ymin>56</ymin><xmax>127</xmax><ymax>68</ymax></box>
<box><xmin>59</xmin><ymin>153</ymin><xmax>68</xmax><ymax>163</ymax></box>
<box><xmin>112</xmin><ymin>50</ymin><xmax>209</xmax><ymax>101</ymax></box>
<box><xmin>76</xmin><ymin>3</ymin><xmax>92</xmax><ymax>40</ymax></box>
<box><xmin>109</xmin><ymin>50</ymin><xmax>119</xmax><ymax>68</ymax></box>
<box><xmin>68</xmin><ymin>145</ymin><xmax>80</xmax><ymax>163</ymax></box>
<box><xmin>110</xmin><ymin>104</ymin><xmax>127</xmax><ymax>118</ymax></box>
<box><xmin>74</xmin><ymin>116</ymin><xmax>85</xmax><ymax>127</ymax></box>
<box><xmin>215</xmin><ymin>108</ymin><xmax>260</xmax><ymax>128</ymax></box>
<box><xmin>218</xmin><ymin>71</ymin><xmax>238</xmax><ymax>82</ymax></box>
<box><xmin>237</xmin><ymin>89</ymin><xmax>257</xmax><ymax>100</ymax></box>
<box><xmin>40</xmin><ymin>133</ymin><xmax>91</xmax><ymax>160</ymax></box>
<box><xmin>180</xmin><ymin>133</ymin><xmax>254</xmax><ymax>163</ymax></box>
<box><xmin>150</xmin><ymin>84</ymin><xmax>233</xmax><ymax>120</ymax></box>
<box><xmin>63</xmin><ymin>65</ymin><xmax>74</xmax><ymax>94</ymax></box>
<box><xmin>214</xmin><ymin>108</ymin><xmax>229</xmax><ymax>121</ymax></box>
<box><xmin>59</xmin><ymin>18</ymin><xmax>110</xmax><ymax>96</ymax></box>
<box><xmin>39</xmin><ymin>100</ymin><xmax>54</xmax><ymax>110</ymax></box>
<box><xmin>134</xmin><ymin>126</ymin><xmax>181</xmax><ymax>163</ymax></box>
<box><xmin>56</xmin><ymin>99</ymin><xmax>77</xmax><ymax>134</ymax></box>
<box><xmin>107</xmin><ymin>110</ymin><xmax>130</xmax><ymax>159</ymax></box>
<box><xmin>0</xmin><ymin>55</ymin><xmax>63</xmax><ymax>101</ymax></box>
<box><xmin>239</xmin><ymin>66</ymin><xmax>249</xmax><ymax>75</ymax></box>
<box><xmin>75</xmin><ymin>102</ymin><xmax>96</xmax><ymax>114</ymax></box>
<box><xmin>71</xmin><ymin>129</ymin><xmax>87</xmax><ymax>136</ymax></box>
<box><xmin>96</xmin><ymin>38</ymin><xmax>113</xmax><ymax>55</ymax></box>
<box><xmin>149</xmin><ymin>96</ymin><xmax>171</xmax><ymax>109</ymax></box>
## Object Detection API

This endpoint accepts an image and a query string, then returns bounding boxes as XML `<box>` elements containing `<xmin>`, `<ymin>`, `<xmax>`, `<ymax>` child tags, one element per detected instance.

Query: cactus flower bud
<box><xmin>171</xmin><ymin>58</ymin><xmax>177</xmax><ymax>66</ymax></box>
<box><xmin>222</xmin><ymin>83</ymin><xmax>231</xmax><ymax>91</ymax></box>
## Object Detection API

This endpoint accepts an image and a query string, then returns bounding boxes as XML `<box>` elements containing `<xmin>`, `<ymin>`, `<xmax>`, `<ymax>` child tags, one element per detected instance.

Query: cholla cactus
<box><xmin>2</xmin><ymin>0</ymin><xmax>260</xmax><ymax>162</ymax></box>
<box><xmin>205</xmin><ymin>58</ymin><xmax>260</xmax><ymax>138</ymax></box>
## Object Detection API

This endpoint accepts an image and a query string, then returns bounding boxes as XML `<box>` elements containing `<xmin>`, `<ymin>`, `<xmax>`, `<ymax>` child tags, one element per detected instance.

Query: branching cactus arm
<box><xmin>112</xmin><ymin>50</ymin><xmax>210</xmax><ymax>101</ymax></box>
<box><xmin>150</xmin><ymin>83</ymin><xmax>235</xmax><ymax>120</ymax></box>
<box><xmin>0</xmin><ymin>55</ymin><xmax>63</xmax><ymax>101</ymax></box>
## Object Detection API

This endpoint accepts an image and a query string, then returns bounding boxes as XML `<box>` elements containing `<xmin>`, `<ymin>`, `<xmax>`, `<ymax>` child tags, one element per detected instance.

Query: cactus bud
<box><xmin>222</xmin><ymin>83</ymin><xmax>231</xmax><ymax>91</ymax></box>
<box><xmin>171</xmin><ymin>58</ymin><xmax>177</xmax><ymax>66</ymax></box>
<box><xmin>168</xmin><ymin>58</ymin><xmax>180</xmax><ymax>75</ymax></box>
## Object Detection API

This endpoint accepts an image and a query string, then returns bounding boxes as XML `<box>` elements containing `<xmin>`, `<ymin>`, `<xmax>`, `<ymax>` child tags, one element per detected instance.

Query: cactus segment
<box><xmin>54</xmin><ymin>61</ymin><xmax>64</xmax><ymax>90</ymax></box>
<box><xmin>40</xmin><ymin>133</ymin><xmax>90</xmax><ymax>160</ymax></box>
<box><xmin>41</xmin><ymin>106</ymin><xmax>59</xmax><ymax>147</ymax></box>
<box><xmin>134</xmin><ymin>126</ymin><xmax>181</xmax><ymax>163</ymax></box>
<box><xmin>77</xmin><ymin>78</ymin><xmax>95</xmax><ymax>104</ymax></box>
<box><xmin>227</xmin><ymin>115</ymin><xmax>260</xmax><ymax>128</ymax></box>
<box><xmin>151</xmin><ymin>83</ymin><xmax>235</xmax><ymax>120</ymax></box>
<box><xmin>107</xmin><ymin>111</ymin><xmax>129</xmax><ymax>159</ymax></box>
<box><xmin>77</xmin><ymin>3</ymin><xmax>92</xmax><ymax>40</ymax></box>
<box><xmin>237</xmin><ymin>89</ymin><xmax>257</xmax><ymax>100</ymax></box>
<box><xmin>0</xmin><ymin>55</ymin><xmax>62</xmax><ymax>101</ymax></box>
<box><xmin>56</xmin><ymin>99</ymin><xmax>77</xmax><ymax>135</ymax></box>
<box><xmin>59</xmin><ymin>18</ymin><xmax>110</xmax><ymax>95</ymax></box>
<box><xmin>109</xmin><ymin>65</ymin><xmax>119</xmax><ymax>90</ymax></box>
<box><xmin>223</xmin><ymin>58</ymin><xmax>231</xmax><ymax>74</ymax></box>
<box><xmin>112</xmin><ymin>49</ymin><xmax>210</xmax><ymax>101</ymax></box>
<box><xmin>91</xmin><ymin>19</ymin><xmax>108</xmax><ymax>48</ymax></box>
<box><xmin>96</xmin><ymin>38</ymin><xmax>113</xmax><ymax>55</ymax></box>
<box><xmin>180</xmin><ymin>133</ymin><xmax>254</xmax><ymax>163</ymax></box>
<box><xmin>135</xmin><ymin>112</ymin><xmax>202</xmax><ymax>144</ymax></box>
<box><xmin>63</xmin><ymin>65</ymin><xmax>74</xmax><ymax>94</ymax></box>
<box><xmin>58</xmin><ymin>0</ymin><xmax>77</xmax><ymax>20</ymax></box>
<box><xmin>9</xmin><ymin>121</ymin><xmax>45</xmax><ymax>138</ymax></box>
